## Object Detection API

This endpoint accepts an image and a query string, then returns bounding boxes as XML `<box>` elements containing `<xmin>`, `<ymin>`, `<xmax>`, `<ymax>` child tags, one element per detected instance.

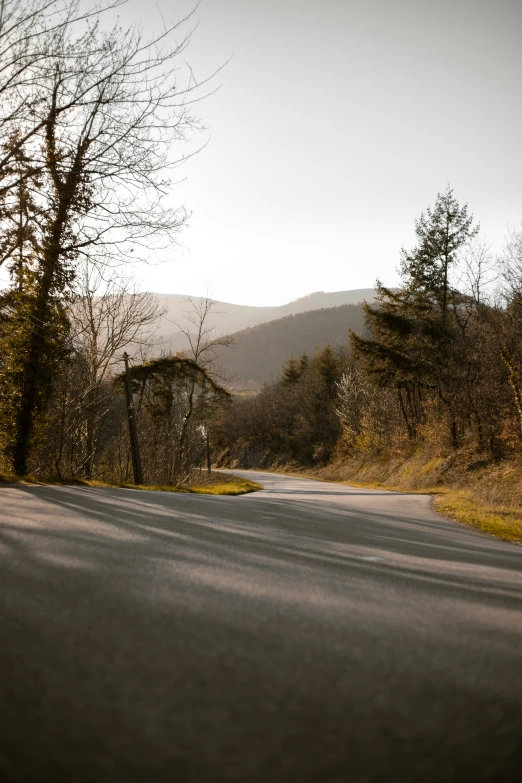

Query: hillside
<box><xmin>154</xmin><ymin>289</ymin><xmax>376</xmax><ymax>352</ymax></box>
<box><xmin>219</xmin><ymin>303</ymin><xmax>366</xmax><ymax>388</ymax></box>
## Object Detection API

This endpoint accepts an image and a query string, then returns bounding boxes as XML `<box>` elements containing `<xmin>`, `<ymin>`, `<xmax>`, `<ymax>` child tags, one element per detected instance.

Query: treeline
<box><xmin>213</xmin><ymin>345</ymin><xmax>348</xmax><ymax>466</ymax></box>
<box><xmin>212</xmin><ymin>189</ymin><xmax>522</xmax><ymax>470</ymax></box>
<box><xmin>1</xmin><ymin>261</ymin><xmax>229</xmax><ymax>483</ymax></box>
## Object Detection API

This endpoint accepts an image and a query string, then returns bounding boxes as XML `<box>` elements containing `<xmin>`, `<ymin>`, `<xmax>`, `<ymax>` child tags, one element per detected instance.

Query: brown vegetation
<box><xmin>212</xmin><ymin>189</ymin><xmax>522</xmax><ymax>541</ymax></box>
<box><xmin>291</xmin><ymin>451</ymin><xmax>522</xmax><ymax>543</ymax></box>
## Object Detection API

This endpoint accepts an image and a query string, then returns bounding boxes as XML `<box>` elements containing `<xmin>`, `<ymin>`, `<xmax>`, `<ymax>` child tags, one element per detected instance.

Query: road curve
<box><xmin>1</xmin><ymin>470</ymin><xmax>521</xmax><ymax>782</ymax></box>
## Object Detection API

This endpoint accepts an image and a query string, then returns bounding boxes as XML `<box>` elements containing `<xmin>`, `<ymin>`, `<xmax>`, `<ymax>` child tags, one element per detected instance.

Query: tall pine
<box><xmin>350</xmin><ymin>187</ymin><xmax>479</xmax><ymax>446</ymax></box>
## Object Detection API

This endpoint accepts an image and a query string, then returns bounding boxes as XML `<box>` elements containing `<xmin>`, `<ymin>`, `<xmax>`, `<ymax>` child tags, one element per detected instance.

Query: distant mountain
<box><xmin>154</xmin><ymin>289</ymin><xmax>376</xmax><ymax>352</ymax></box>
<box><xmin>217</xmin><ymin>303</ymin><xmax>367</xmax><ymax>388</ymax></box>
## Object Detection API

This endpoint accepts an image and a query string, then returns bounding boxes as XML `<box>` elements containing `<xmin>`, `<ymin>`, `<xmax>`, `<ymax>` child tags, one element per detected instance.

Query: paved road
<box><xmin>1</xmin><ymin>471</ymin><xmax>521</xmax><ymax>782</ymax></box>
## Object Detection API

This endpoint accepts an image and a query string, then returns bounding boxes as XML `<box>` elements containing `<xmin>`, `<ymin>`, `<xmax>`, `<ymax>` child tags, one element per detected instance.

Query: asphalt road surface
<box><xmin>1</xmin><ymin>470</ymin><xmax>521</xmax><ymax>782</ymax></box>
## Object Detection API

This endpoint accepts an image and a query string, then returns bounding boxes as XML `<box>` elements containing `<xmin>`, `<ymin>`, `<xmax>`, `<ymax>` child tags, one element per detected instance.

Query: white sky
<box><xmin>5</xmin><ymin>0</ymin><xmax>522</xmax><ymax>305</ymax></box>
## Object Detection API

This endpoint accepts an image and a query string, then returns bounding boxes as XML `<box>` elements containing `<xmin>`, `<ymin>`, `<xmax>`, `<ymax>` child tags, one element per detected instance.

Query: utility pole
<box><xmin>123</xmin><ymin>352</ymin><xmax>143</xmax><ymax>485</ymax></box>
<box><xmin>206</xmin><ymin>428</ymin><xmax>211</xmax><ymax>475</ymax></box>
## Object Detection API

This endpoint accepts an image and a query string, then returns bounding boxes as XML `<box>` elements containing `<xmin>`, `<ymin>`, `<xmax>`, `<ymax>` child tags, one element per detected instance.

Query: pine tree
<box><xmin>281</xmin><ymin>356</ymin><xmax>301</xmax><ymax>385</ymax></box>
<box><xmin>400</xmin><ymin>186</ymin><xmax>479</xmax><ymax>324</ymax></box>
<box><xmin>298</xmin><ymin>352</ymin><xmax>309</xmax><ymax>375</ymax></box>
<box><xmin>350</xmin><ymin>188</ymin><xmax>479</xmax><ymax>446</ymax></box>
<box><xmin>316</xmin><ymin>344</ymin><xmax>339</xmax><ymax>396</ymax></box>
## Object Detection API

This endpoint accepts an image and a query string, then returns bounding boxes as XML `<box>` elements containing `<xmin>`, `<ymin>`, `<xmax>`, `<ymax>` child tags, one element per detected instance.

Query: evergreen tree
<box><xmin>281</xmin><ymin>356</ymin><xmax>301</xmax><ymax>384</ymax></box>
<box><xmin>316</xmin><ymin>344</ymin><xmax>339</xmax><ymax>397</ymax></box>
<box><xmin>350</xmin><ymin>188</ymin><xmax>479</xmax><ymax>446</ymax></box>
<box><xmin>298</xmin><ymin>352</ymin><xmax>309</xmax><ymax>375</ymax></box>
<box><xmin>400</xmin><ymin>186</ymin><xmax>479</xmax><ymax>324</ymax></box>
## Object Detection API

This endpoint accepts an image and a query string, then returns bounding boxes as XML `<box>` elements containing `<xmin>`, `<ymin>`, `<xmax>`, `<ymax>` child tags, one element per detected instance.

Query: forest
<box><xmin>212</xmin><ymin>188</ymin><xmax>522</xmax><ymax>514</ymax></box>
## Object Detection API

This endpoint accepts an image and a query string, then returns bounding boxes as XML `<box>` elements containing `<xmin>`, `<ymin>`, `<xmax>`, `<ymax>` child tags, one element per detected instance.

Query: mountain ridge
<box><xmin>216</xmin><ymin>303</ymin><xmax>367</xmax><ymax>388</ymax></box>
<box><xmin>155</xmin><ymin>288</ymin><xmax>377</xmax><ymax>351</ymax></box>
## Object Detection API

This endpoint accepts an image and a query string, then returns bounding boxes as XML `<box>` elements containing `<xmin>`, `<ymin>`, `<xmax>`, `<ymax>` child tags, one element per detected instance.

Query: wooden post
<box><xmin>206</xmin><ymin>428</ymin><xmax>211</xmax><ymax>475</ymax></box>
<box><xmin>123</xmin><ymin>352</ymin><xmax>143</xmax><ymax>485</ymax></box>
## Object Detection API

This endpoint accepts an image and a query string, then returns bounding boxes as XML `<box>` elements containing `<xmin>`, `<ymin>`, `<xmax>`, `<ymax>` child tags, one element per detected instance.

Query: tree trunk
<box><xmin>12</xmin><ymin>264</ymin><xmax>55</xmax><ymax>475</ymax></box>
<box><xmin>397</xmin><ymin>387</ymin><xmax>414</xmax><ymax>440</ymax></box>
<box><xmin>12</xmin><ymin>331</ymin><xmax>42</xmax><ymax>474</ymax></box>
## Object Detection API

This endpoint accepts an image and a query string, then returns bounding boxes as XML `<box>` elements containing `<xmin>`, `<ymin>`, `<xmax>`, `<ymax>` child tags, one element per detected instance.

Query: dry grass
<box><xmin>276</xmin><ymin>453</ymin><xmax>522</xmax><ymax>544</ymax></box>
<box><xmin>0</xmin><ymin>471</ymin><xmax>262</xmax><ymax>496</ymax></box>
<box><xmin>433</xmin><ymin>491</ymin><xmax>522</xmax><ymax>543</ymax></box>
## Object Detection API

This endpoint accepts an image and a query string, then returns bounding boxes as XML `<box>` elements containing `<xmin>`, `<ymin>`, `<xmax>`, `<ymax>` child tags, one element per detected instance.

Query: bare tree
<box><xmin>496</xmin><ymin>227</ymin><xmax>522</xmax><ymax>436</ymax></box>
<box><xmin>457</xmin><ymin>238</ymin><xmax>498</xmax><ymax>308</ymax></box>
<box><xmin>42</xmin><ymin>260</ymin><xmax>163</xmax><ymax>477</ymax></box>
<box><xmin>2</xmin><ymin>3</ymin><xmax>217</xmax><ymax>473</ymax></box>
<box><xmin>111</xmin><ymin>354</ymin><xmax>230</xmax><ymax>485</ymax></box>
<box><xmin>500</xmin><ymin>226</ymin><xmax>522</xmax><ymax>299</ymax></box>
<box><xmin>70</xmin><ymin>262</ymin><xmax>163</xmax><ymax>383</ymax></box>
<box><xmin>70</xmin><ymin>262</ymin><xmax>163</xmax><ymax>476</ymax></box>
<box><xmin>176</xmin><ymin>293</ymin><xmax>235</xmax><ymax>374</ymax></box>
<box><xmin>0</xmin><ymin>1</ymin><xmax>124</xmax><ymax>209</ymax></box>
<box><xmin>172</xmin><ymin>293</ymin><xmax>235</xmax><ymax>475</ymax></box>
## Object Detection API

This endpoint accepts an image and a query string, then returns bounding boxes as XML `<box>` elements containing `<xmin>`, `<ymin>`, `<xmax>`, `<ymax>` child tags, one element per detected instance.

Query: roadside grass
<box><xmin>265</xmin><ymin>464</ymin><xmax>522</xmax><ymax>544</ymax></box>
<box><xmin>0</xmin><ymin>471</ymin><xmax>262</xmax><ymax>496</ymax></box>
<box><xmin>432</xmin><ymin>491</ymin><xmax>522</xmax><ymax>543</ymax></box>
<box><xmin>340</xmin><ymin>479</ymin><xmax>522</xmax><ymax>543</ymax></box>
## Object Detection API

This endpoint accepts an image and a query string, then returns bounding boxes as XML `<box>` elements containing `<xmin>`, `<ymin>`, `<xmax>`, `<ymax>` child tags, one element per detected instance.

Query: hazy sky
<box><xmin>9</xmin><ymin>0</ymin><xmax>522</xmax><ymax>305</ymax></box>
<box><xmin>146</xmin><ymin>0</ymin><xmax>519</xmax><ymax>306</ymax></box>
